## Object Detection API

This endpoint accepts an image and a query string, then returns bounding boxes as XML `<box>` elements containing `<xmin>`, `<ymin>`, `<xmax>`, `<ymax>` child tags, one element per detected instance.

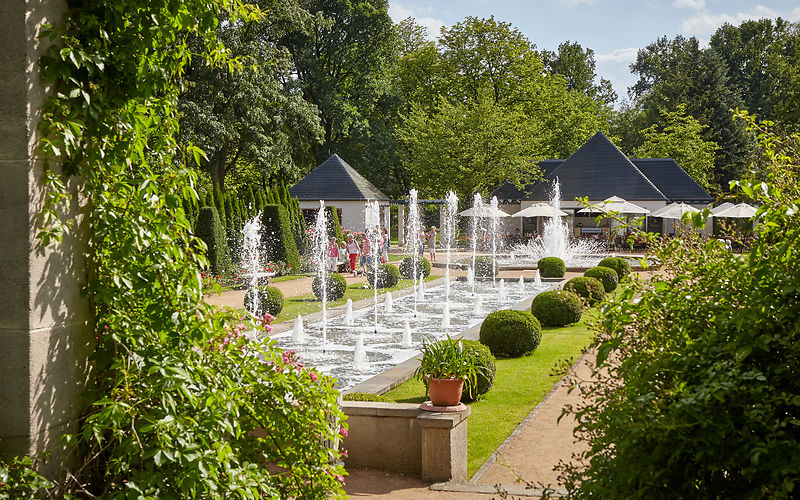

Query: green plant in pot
<box><xmin>413</xmin><ymin>336</ymin><xmax>485</xmax><ymax>406</ymax></box>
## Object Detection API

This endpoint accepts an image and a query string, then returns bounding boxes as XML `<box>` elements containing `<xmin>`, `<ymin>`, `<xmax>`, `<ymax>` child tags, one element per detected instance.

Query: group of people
<box><xmin>327</xmin><ymin>229</ymin><xmax>390</xmax><ymax>277</ymax></box>
<box><xmin>417</xmin><ymin>226</ymin><xmax>437</xmax><ymax>262</ymax></box>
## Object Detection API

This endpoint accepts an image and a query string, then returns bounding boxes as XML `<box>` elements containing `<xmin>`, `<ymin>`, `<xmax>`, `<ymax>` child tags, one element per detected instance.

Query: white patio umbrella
<box><xmin>578</xmin><ymin>196</ymin><xmax>650</xmax><ymax>214</ymax></box>
<box><xmin>714</xmin><ymin>202</ymin><xmax>758</xmax><ymax>219</ymax></box>
<box><xmin>511</xmin><ymin>202</ymin><xmax>568</xmax><ymax>218</ymax></box>
<box><xmin>650</xmin><ymin>202</ymin><xmax>700</xmax><ymax>219</ymax></box>
<box><xmin>710</xmin><ymin>202</ymin><xmax>735</xmax><ymax>216</ymax></box>
<box><xmin>458</xmin><ymin>205</ymin><xmax>510</xmax><ymax>217</ymax></box>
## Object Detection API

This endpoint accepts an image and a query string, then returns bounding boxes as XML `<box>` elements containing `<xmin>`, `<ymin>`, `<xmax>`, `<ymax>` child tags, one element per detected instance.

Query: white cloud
<box><xmin>681</xmin><ymin>5</ymin><xmax>780</xmax><ymax>37</ymax></box>
<box><xmin>595</xmin><ymin>47</ymin><xmax>640</xmax><ymax>64</ymax></box>
<box><xmin>672</xmin><ymin>0</ymin><xmax>705</xmax><ymax>10</ymax></box>
<box><xmin>388</xmin><ymin>3</ymin><xmax>445</xmax><ymax>40</ymax></box>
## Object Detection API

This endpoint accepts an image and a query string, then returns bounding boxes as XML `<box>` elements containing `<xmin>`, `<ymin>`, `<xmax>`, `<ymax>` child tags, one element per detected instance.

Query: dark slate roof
<box><xmin>289</xmin><ymin>154</ymin><xmax>388</xmax><ymax>201</ymax></box>
<box><xmin>631</xmin><ymin>159</ymin><xmax>713</xmax><ymax>203</ymax></box>
<box><xmin>529</xmin><ymin>132</ymin><xmax>666</xmax><ymax>201</ymax></box>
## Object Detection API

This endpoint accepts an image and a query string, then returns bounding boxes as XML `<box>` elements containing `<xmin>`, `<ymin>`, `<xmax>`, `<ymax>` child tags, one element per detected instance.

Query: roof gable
<box><xmin>289</xmin><ymin>154</ymin><xmax>388</xmax><ymax>201</ymax></box>
<box><xmin>530</xmin><ymin>132</ymin><xmax>666</xmax><ymax>201</ymax></box>
<box><xmin>631</xmin><ymin>159</ymin><xmax>713</xmax><ymax>203</ymax></box>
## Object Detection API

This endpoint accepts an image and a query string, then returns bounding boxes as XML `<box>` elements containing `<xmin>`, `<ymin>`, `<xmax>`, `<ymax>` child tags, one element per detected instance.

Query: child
<box><xmin>427</xmin><ymin>226</ymin><xmax>437</xmax><ymax>262</ymax></box>
<box><xmin>346</xmin><ymin>234</ymin><xmax>360</xmax><ymax>276</ymax></box>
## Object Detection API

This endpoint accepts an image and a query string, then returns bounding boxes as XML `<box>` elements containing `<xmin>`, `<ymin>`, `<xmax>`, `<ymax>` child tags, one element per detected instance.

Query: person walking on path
<box><xmin>381</xmin><ymin>227</ymin><xmax>389</xmax><ymax>263</ymax></box>
<box><xmin>327</xmin><ymin>237</ymin><xmax>339</xmax><ymax>273</ymax></box>
<box><xmin>346</xmin><ymin>234</ymin><xmax>360</xmax><ymax>276</ymax></box>
<box><xmin>427</xmin><ymin>226</ymin><xmax>437</xmax><ymax>262</ymax></box>
<box><xmin>418</xmin><ymin>226</ymin><xmax>426</xmax><ymax>257</ymax></box>
<box><xmin>360</xmin><ymin>233</ymin><xmax>372</xmax><ymax>276</ymax></box>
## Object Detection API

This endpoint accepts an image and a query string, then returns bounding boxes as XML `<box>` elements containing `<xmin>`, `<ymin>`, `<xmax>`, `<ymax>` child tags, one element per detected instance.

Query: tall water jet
<box><xmin>241</xmin><ymin>214</ymin><xmax>263</xmax><ymax>317</ymax></box>
<box><xmin>490</xmin><ymin>196</ymin><xmax>500</xmax><ymax>287</ymax></box>
<box><xmin>443</xmin><ymin>191</ymin><xmax>459</xmax><ymax>308</ymax></box>
<box><xmin>401</xmin><ymin>319</ymin><xmax>412</xmax><ymax>348</ymax></box>
<box><xmin>353</xmin><ymin>337</ymin><xmax>368</xmax><ymax>371</ymax></box>
<box><xmin>292</xmin><ymin>315</ymin><xmax>305</xmax><ymax>344</ymax></box>
<box><xmin>385</xmin><ymin>292</ymin><xmax>393</xmax><ymax>313</ymax></box>
<box><xmin>441</xmin><ymin>303</ymin><xmax>451</xmax><ymax>329</ymax></box>
<box><xmin>471</xmin><ymin>193</ymin><xmax>484</xmax><ymax>294</ymax></box>
<box><xmin>405</xmin><ymin>189</ymin><xmax>422</xmax><ymax>317</ymax></box>
<box><xmin>466</xmin><ymin>266</ymin><xmax>475</xmax><ymax>286</ymax></box>
<box><xmin>509</xmin><ymin>178</ymin><xmax>604</xmax><ymax>266</ymax></box>
<box><xmin>417</xmin><ymin>274</ymin><xmax>425</xmax><ymax>300</ymax></box>
<box><xmin>311</xmin><ymin>200</ymin><xmax>329</xmax><ymax>348</ymax></box>
<box><xmin>534</xmin><ymin>269</ymin><xmax>541</xmax><ymax>286</ymax></box>
<box><xmin>498</xmin><ymin>278</ymin><xmax>506</xmax><ymax>302</ymax></box>
<box><xmin>344</xmin><ymin>298</ymin><xmax>354</xmax><ymax>326</ymax></box>
<box><xmin>518</xmin><ymin>275</ymin><xmax>525</xmax><ymax>293</ymax></box>
<box><xmin>367</xmin><ymin>200</ymin><xmax>381</xmax><ymax>332</ymax></box>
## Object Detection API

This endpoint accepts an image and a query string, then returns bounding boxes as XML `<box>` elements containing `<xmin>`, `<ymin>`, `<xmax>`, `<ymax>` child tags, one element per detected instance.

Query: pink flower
<box><xmin>310</xmin><ymin>372</ymin><xmax>318</xmax><ymax>382</ymax></box>
<box><xmin>335</xmin><ymin>474</ymin><xmax>345</xmax><ymax>483</ymax></box>
<box><xmin>340</xmin><ymin>427</ymin><xmax>348</xmax><ymax>437</ymax></box>
<box><xmin>342</xmin><ymin>450</ymin><xmax>348</xmax><ymax>457</ymax></box>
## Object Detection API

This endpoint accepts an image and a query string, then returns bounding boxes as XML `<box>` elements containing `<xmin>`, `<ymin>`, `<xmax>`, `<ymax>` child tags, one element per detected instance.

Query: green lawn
<box><xmin>273</xmin><ymin>275</ymin><xmax>439</xmax><ymax>323</ymax></box>
<box><xmin>271</xmin><ymin>273</ymin><xmax>312</xmax><ymax>283</ymax></box>
<box><xmin>382</xmin><ymin>313</ymin><xmax>597</xmax><ymax>478</ymax></box>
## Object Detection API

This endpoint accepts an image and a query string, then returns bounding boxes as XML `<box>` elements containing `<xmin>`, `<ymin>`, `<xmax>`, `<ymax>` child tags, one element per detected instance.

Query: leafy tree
<box><xmin>630</xmin><ymin>35</ymin><xmax>751</xmax><ymax>185</ymax></box>
<box><xmin>634</xmin><ymin>105</ymin><xmax>719</xmax><ymax>189</ymax></box>
<box><xmin>396</xmin><ymin>92</ymin><xmax>543</xmax><ymax>202</ymax></box>
<box><xmin>560</xmin><ymin>113</ymin><xmax>800</xmax><ymax>499</ymax></box>
<box><xmin>179</xmin><ymin>6</ymin><xmax>322</xmax><ymax>190</ymax></box>
<box><xmin>541</xmin><ymin>41</ymin><xmax>617</xmax><ymax>105</ymax></box>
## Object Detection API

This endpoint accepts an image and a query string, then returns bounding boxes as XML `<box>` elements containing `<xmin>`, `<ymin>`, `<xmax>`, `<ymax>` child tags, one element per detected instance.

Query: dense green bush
<box><xmin>474</xmin><ymin>256</ymin><xmax>497</xmax><ymax>277</ymax></box>
<box><xmin>530</xmin><ymin>290</ymin><xmax>583</xmax><ymax>326</ymax></box>
<box><xmin>312</xmin><ymin>273</ymin><xmax>347</xmax><ymax>301</ymax></box>
<box><xmin>195</xmin><ymin>206</ymin><xmax>230</xmax><ymax>275</ymax></box>
<box><xmin>327</xmin><ymin>205</ymin><xmax>344</xmax><ymax>242</ymax></box>
<box><xmin>460</xmin><ymin>340</ymin><xmax>496</xmax><ymax>402</ymax></box>
<box><xmin>0</xmin><ymin>456</ymin><xmax>53</xmax><ymax>499</ymax></box>
<box><xmin>598</xmin><ymin>256</ymin><xmax>631</xmax><ymax>281</ymax></box>
<box><xmin>366</xmin><ymin>263</ymin><xmax>400</xmax><ymax>288</ymax></box>
<box><xmin>243</xmin><ymin>285</ymin><xmax>284</xmax><ymax>316</ymax></box>
<box><xmin>399</xmin><ymin>256</ymin><xmax>431</xmax><ymax>279</ymax></box>
<box><xmin>342</xmin><ymin>392</ymin><xmax>389</xmax><ymax>402</ymax></box>
<box><xmin>584</xmin><ymin>266</ymin><xmax>619</xmax><ymax>292</ymax></box>
<box><xmin>261</xmin><ymin>204</ymin><xmax>300</xmax><ymax>271</ymax></box>
<box><xmin>479</xmin><ymin>309</ymin><xmax>542</xmax><ymax>357</ymax></box>
<box><xmin>564</xmin><ymin>276</ymin><xmax>606</xmax><ymax>305</ymax></box>
<box><xmin>538</xmin><ymin>256</ymin><xmax>566</xmax><ymax>278</ymax></box>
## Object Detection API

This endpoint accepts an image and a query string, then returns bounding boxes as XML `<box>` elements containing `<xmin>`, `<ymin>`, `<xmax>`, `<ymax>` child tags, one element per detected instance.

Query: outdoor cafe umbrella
<box><xmin>511</xmin><ymin>202</ymin><xmax>568</xmax><ymax>218</ymax></box>
<box><xmin>710</xmin><ymin>202</ymin><xmax>735</xmax><ymax>216</ymax></box>
<box><xmin>458</xmin><ymin>205</ymin><xmax>510</xmax><ymax>217</ymax></box>
<box><xmin>577</xmin><ymin>195</ymin><xmax>650</xmax><ymax>215</ymax></box>
<box><xmin>649</xmin><ymin>202</ymin><xmax>700</xmax><ymax>219</ymax></box>
<box><xmin>714</xmin><ymin>202</ymin><xmax>758</xmax><ymax>219</ymax></box>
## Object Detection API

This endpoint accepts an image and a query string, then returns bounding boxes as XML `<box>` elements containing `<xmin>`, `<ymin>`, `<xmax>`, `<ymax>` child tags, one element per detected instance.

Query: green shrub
<box><xmin>474</xmin><ymin>256</ymin><xmax>497</xmax><ymax>277</ymax></box>
<box><xmin>479</xmin><ymin>309</ymin><xmax>542</xmax><ymax>357</ymax></box>
<box><xmin>327</xmin><ymin>205</ymin><xmax>344</xmax><ymax>242</ymax></box>
<box><xmin>599</xmin><ymin>256</ymin><xmax>631</xmax><ymax>281</ymax></box>
<box><xmin>460</xmin><ymin>340</ymin><xmax>496</xmax><ymax>402</ymax></box>
<box><xmin>244</xmin><ymin>286</ymin><xmax>284</xmax><ymax>316</ymax></box>
<box><xmin>312</xmin><ymin>273</ymin><xmax>347</xmax><ymax>301</ymax></box>
<box><xmin>366</xmin><ymin>263</ymin><xmax>400</xmax><ymax>288</ymax></box>
<box><xmin>342</xmin><ymin>392</ymin><xmax>389</xmax><ymax>402</ymax></box>
<box><xmin>195</xmin><ymin>206</ymin><xmax>230</xmax><ymax>275</ymax></box>
<box><xmin>564</xmin><ymin>276</ymin><xmax>606</xmax><ymax>305</ymax></box>
<box><xmin>538</xmin><ymin>256</ymin><xmax>566</xmax><ymax>278</ymax></box>
<box><xmin>261</xmin><ymin>204</ymin><xmax>300</xmax><ymax>271</ymax></box>
<box><xmin>530</xmin><ymin>290</ymin><xmax>583</xmax><ymax>326</ymax></box>
<box><xmin>399</xmin><ymin>256</ymin><xmax>431</xmax><ymax>279</ymax></box>
<box><xmin>584</xmin><ymin>266</ymin><xmax>619</xmax><ymax>292</ymax></box>
<box><xmin>0</xmin><ymin>456</ymin><xmax>53</xmax><ymax>499</ymax></box>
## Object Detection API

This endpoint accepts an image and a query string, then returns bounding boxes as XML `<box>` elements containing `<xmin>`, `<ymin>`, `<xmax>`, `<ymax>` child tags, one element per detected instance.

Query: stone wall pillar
<box><xmin>397</xmin><ymin>204</ymin><xmax>405</xmax><ymax>247</ymax></box>
<box><xmin>0</xmin><ymin>0</ymin><xmax>92</xmax><ymax>477</ymax></box>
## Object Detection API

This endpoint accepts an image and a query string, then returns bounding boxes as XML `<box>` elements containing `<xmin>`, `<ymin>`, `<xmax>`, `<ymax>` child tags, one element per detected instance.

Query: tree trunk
<box><xmin>213</xmin><ymin>142</ymin><xmax>228</xmax><ymax>191</ymax></box>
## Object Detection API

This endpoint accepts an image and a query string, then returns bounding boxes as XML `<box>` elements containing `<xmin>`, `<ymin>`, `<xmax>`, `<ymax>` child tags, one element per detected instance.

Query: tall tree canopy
<box><xmin>541</xmin><ymin>41</ymin><xmax>617</xmax><ymax>106</ymax></box>
<box><xmin>630</xmin><ymin>35</ymin><xmax>750</xmax><ymax>185</ymax></box>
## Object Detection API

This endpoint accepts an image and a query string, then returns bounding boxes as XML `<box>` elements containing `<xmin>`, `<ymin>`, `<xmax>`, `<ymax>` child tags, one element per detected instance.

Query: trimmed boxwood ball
<box><xmin>538</xmin><ymin>256</ymin><xmax>566</xmax><ymax>278</ymax></box>
<box><xmin>367</xmin><ymin>263</ymin><xmax>400</xmax><ymax>288</ymax></box>
<box><xmin>564</xmin><ymin>276</ymin><xmax>606</xmax><ymax>305</ymax></box>
<box><xmin>312</xmin><ymin>273</ymin><xmax>347</xmax><ymax>301</ymax></box>
<box><xmin>342</xmin><ymin>392</ymin><xmax>389</xmax><ymax>402</ymax></box>
<box><xmin>474</xmin><ymin>256</ymin><xmax>497</xmax><ymax>277</ymax></box>
<box><xmin>530</xmin><ymin>290</ymin><xmax>582</xmax><ymax>327</ymax></box>
<box><xmin>243</xmin><ymin>285</ymin><xmax>284</xmax><ymax>316</ymax></box>
<box><xmin>460</xmin><ymin>340</ymin><xmax>496</xmax><ymax>402</ymax></box>
<box><xmin>479</xmin><ymin>309</ymin><xmax>542</xmax><ymax>358</ymax></box>
<box><xmin>399</xmin><ymin>256</ymin><xmax>431</xmax><ymax>279</ymax></box>
<box><xmin>599</xmin><ymin>256</ymin><xmax>631</xmax><ymax>281</ymax></box>
<box><xmin>584</xmin><ymin>266</ymin><xmax>619</xmax><ymax>292</ymax></box>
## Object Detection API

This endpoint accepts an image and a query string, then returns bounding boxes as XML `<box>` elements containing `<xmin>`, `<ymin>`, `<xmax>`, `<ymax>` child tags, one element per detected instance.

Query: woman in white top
<box><xmin>346</xmin><ymin>234</ymin><xmax>360</xmax><ymax>276</ymax></box>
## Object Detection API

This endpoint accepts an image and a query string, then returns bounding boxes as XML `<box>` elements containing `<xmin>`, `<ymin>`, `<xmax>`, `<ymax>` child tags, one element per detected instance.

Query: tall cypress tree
<box><xmin>213</xmin><ymin>185</ymin><xmax>227</xmax><ymax>230</ymax></box>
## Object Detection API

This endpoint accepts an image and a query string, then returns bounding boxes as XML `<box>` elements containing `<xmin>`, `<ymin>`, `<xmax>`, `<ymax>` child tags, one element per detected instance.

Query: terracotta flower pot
<box><xmin>428</xmin><ymin>378</ymin><xmax>464</xmax><ymax>406</ymax></box>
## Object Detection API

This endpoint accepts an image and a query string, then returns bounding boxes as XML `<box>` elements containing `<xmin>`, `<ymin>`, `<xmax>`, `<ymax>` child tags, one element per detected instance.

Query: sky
<box><xmin>388</xmin><ymin>0</ymin><xmax>800</xmax><ymax>105</ymax></box>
